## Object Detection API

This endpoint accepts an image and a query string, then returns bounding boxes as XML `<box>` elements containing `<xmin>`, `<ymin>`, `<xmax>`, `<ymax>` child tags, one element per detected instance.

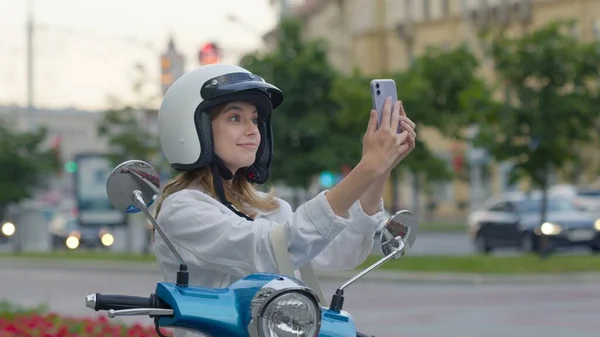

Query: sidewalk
<box><xmin>2</xmin><ymin>257</ymin><xmax>600</xmax><ymax>285</ymax></box>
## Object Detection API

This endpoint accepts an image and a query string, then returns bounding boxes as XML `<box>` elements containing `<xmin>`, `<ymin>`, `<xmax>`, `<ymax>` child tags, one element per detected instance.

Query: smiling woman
<box><xmin>211</xmin><ymin>101</ymin><xmax>262</xmax><ymax>175</ymax></box>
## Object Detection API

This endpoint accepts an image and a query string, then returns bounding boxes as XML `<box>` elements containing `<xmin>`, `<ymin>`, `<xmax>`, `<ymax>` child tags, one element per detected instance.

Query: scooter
<box><xmin>84</xmin><ymin>160</ymin><xmax>419</xmax><ymax>337</ymax></box>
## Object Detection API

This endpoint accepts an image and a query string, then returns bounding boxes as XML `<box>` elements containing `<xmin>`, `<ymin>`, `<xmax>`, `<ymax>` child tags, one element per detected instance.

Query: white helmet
<box><xmin>158</xmin><ymin>64</ymin><xmax>284</xmax><ymax>184</ymax></box>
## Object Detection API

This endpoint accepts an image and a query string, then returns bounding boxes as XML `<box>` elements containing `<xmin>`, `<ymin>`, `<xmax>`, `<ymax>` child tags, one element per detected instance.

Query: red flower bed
<box><xmin>0</xmin><ymin>311</ymin><xmax>173</xmax><ymax>337</ymax></box>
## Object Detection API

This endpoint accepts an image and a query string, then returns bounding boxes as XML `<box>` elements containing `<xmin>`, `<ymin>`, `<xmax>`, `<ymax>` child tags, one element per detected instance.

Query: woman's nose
<box><xmin>245</xmin><ymin>121</ymin><xmax>258</xmax><ymax>135</ymax></box>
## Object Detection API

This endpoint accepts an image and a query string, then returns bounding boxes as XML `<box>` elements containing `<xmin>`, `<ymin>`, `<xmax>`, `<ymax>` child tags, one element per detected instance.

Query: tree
<box><xmin>385</xmin><ymin>45</ymin><xmax>489</xmax><ymax>212</ymax></box>
<box><xmin>96</xmin><ymin>107</ymin><xmax>158</xmax><ymax>166</ymax></box>
<box><xmin>97</xmin><ymin>63</ymin><xmax>163</xmax><ymax>170</ymax></box>
<box><xmin>239</xmin><ymin>18</ymin><xmax>340</xmax><ymax>188</ymax></box>
<box><xmin>407</xmin><ymin>44</ymin><xmax>489</xmax><ymax>138</ymax></box>
<box><xmin>0</xmin><ymin>121</ymin><xmax>59</xmax><ymax>220</ymax></box>
<box><xmin>96</xmin><ymin>63</ymin><xmax>164</xmax><ymax>254</ymax></box>
<box><xmin>470</xmin><ymin>20</ymin><xmax>600</xmax><ymax>253</ymax></box>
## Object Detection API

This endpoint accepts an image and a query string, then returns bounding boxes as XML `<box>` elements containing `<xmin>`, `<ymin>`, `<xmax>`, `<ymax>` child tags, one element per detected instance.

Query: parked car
<box><xmin>549</xmin><ymin>184</ymin><xmax>600</xmax><ymax>216</ymax></box>
<box><xmin>468</xmin><ymin>192</ymin><xmax>600</xmax><ymax>254</ymax></box>
<box><xmin>0</xmin><ymin>220</ymin><xmax>16</xmax><ymax>243</ymax></box>
<box><xmin>1</xmin><ymin>205</ymin><xmax>19</xmax><ymax>243</ymax></box>
<box><xmin>49</xmin><ymin>209</ymin><xmax>114</xmax><ymax>250</ymax></box>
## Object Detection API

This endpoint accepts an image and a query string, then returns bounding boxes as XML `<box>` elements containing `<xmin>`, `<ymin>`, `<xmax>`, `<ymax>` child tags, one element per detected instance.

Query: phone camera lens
<box><xmin>375</xmin><ymin>83</ymin><xmax>380</xmax><ymax>89</ymax></box>
<box><xmin>376</xmin><ymin>90</ymin><xmax>381</xmax><ymax>95</ymax></box>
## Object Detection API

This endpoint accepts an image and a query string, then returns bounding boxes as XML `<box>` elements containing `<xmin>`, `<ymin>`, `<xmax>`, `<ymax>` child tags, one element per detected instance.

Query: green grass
<box><xmin>2</xmin><ymin>251</ymin><xmax>599</xmax><ymax>274</ymax></box>
<box><xmin>0</xmin><ymin>251</ymin><xmax>156</xmax><ymax>262</ymax></box>
<box><xmin>358</xmin><ymin>254</ymin><xmax>600</xmax><ymax>274</ymax></box>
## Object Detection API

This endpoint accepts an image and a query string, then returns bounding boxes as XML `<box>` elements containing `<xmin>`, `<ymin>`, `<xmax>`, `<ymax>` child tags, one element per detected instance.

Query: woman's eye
<box><xmin>229</xmin><ymin>115</ymin><xmax>240</xmax><ymax>122</ymax></box>
<box><xmin>252</xmin><ymin>118</ymin><xmax>259</xmax><ymax>125</ymax></box>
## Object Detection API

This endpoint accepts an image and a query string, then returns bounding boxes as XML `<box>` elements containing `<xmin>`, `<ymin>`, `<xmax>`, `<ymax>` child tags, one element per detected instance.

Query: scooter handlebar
<box><xmin>86</xmin><ymin>293</ymin><xmax>170</xmax><ymax>311</ymax></box>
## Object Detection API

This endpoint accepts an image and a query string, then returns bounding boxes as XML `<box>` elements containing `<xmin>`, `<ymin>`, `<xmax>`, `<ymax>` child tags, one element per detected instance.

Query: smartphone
<box><xmin>370</xmin><ymin>79</ymin><xmax>401</xmax><ymax>132</ymax></box>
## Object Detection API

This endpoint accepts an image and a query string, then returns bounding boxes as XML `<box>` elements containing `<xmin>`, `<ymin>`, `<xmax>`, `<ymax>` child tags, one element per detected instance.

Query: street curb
<box><xmin>2</xmin><ymin>257</ymin><xmax>600</xmax><ymax>285</ymax></box>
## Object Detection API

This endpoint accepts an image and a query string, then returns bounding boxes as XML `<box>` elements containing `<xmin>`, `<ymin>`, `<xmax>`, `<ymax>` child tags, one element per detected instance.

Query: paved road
<box><xmin>0</xmin><ymin>261</ymin><xmax>597</xmax><ymax>337</ymax></box>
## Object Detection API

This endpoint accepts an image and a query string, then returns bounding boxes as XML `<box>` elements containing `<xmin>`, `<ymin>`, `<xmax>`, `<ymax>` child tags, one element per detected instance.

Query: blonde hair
<box><xmin>150</xmin><ymin>104</ymin><xmax>280</xmax><ymax>238</ymax></box>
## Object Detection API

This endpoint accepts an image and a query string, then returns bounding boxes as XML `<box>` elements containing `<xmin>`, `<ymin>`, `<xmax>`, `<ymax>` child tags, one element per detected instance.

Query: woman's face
<box><xmin>212</xmin><ymin>101</ymin><xmax>261</xmax><ymax>174</ymax></box>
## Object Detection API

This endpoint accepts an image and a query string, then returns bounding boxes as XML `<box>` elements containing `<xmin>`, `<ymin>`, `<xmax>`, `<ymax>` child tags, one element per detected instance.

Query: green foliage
<box><xmin>471</xmin><ymin>20</ymin><xmax>600</xmax><ymax>187</ymax></box>
<box><xmin>240</xmin><ymin>19</ymin><xmax>342</xmax><ymax>187</ymax></box>
<box><xmin>96</xmin><ymin>107</ymin><xmax>158</xmax><ymax>167</ymax></box>
<box><xmin>0</xmin><ymin>121</ymin><xmax>59</xmax><ymax>215</ymax></box>
<box><xmin>96</xmin><ymin>63</ymin><xmax>165</xmax><ymax>172</ymax></box>
<box><xmin>405</xmin><ymin>44</ymin><xmax>489</xmax><ymax>138</ymax></box>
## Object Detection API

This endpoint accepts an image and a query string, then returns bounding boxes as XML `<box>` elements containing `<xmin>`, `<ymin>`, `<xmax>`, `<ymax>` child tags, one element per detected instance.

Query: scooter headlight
<box><xmin>248</xmin><ymin>277</ymin><xmax>321</xmax><ymax>337</ymax></box>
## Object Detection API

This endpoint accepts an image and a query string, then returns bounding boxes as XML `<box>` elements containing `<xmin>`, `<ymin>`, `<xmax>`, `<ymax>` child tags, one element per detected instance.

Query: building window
<box><xmin>593</xmin><ymin>18</ymin><xmax>600</xmax><ymax>40</ymax></box>
<box><xmin>404</xmin><ymin>0</ymin><xmax>412</xmax><ymax>21</ymax></box>
<box><xmin>431</xmin><ymin>152</ymin><xmax>455</xmax><ymax>203</ymax></box>
<box><xmin>407</xmin><ymin>45</ymin><xmax>415</xmax><ymax>65</ymax></box>
<box><xmin>570</xmin><ymin>23</ymin><xmax>579</xmax><ymax>38</ymax></box>
<box><xmin>423</xmin><ymin>0</ymin><xmax>431</xmax><ymax>20</ymax></box>
<box><xmin>460</xmin><ymin>0</ymin><xmax>467</xmax><ymax>14</ymax></box>
<box><xmin>442</xmin><ymin>0</ymin><xmax>450</xmax><ymax>16</ymax></box>
<box><xmin>498</xmin><ymin>163</ymin><xmax>516</xmax><ymax>193</ymax></box>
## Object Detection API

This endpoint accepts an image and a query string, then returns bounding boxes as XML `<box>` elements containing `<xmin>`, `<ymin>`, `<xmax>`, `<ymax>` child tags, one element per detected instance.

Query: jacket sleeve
<box><xmin>310</xmin><ymin>198</ymin><xmax>387</xmax><ymax>272</ymax></box>
<box><xmin>158</xmin><ymin>190</ymin><xmax>352</xmax><ymax>277</ymax></box>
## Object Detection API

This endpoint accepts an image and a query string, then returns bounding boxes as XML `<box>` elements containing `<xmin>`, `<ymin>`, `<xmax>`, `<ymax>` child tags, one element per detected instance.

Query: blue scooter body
<box><xmin>155</xmin><ymin>273</ymin><xmax>356</xmax><ymax>337</ymax></box>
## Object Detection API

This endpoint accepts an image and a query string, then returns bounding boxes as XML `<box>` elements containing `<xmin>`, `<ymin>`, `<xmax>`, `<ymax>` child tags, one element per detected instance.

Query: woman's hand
<box><xmin>390</xmin><ymin>100</ymin><xmax>416</xmax><ymax>171</ymax></box>
<box><xmin>360</xmin><ymin>97</ymin><xmax>414</xmax><ymax>175</ymax></box>
<box><xmin>325</xmin><ymin>97</ymin><xmax>417</xmax><ymax>217</ymax></box>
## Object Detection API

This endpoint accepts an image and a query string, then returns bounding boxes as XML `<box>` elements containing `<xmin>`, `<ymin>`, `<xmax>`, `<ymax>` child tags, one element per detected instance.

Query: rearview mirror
<box><xmin>106</xmin><ymin>160</ymin><xmax>160</xmax><ymax>214</ymax></box>
<box><xmin>380</xmin><ymin>210</ymin><xmax>418</xmax><ymax>259</ymax></box>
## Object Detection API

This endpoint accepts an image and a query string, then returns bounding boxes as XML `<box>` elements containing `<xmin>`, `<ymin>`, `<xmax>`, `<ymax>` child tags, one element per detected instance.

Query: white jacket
<box><xmin>153</xmin><ymin>188</ymin><xmax>385</xmax><ymax>336</ymax></box>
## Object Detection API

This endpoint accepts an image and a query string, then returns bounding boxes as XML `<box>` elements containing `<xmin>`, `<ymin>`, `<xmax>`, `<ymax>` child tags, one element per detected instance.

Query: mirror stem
<box><xmin>132</xmin><ymin>190</ymin><xmax>189</xmax><ymax>287</ymax></box>
<box><xmin>329</xmin><ymin>239</ymin><xmax>404</xmax><ymax>311</ymax></box>
<box><xmin>340</xmin><ymin>239</ymin><xmax>404</xmax><ymax>291</ymax></box>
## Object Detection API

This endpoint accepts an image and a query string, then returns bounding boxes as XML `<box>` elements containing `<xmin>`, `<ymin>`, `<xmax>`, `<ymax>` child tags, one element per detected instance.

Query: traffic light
<box><xmin>64</xmin><ymin>160</ymin><xmax>77</xmax><ymax>173</ymax></box>
<box><xmin>319</xmin><ymin>171</ymin><xmax>335</xmax><ymax>189</ymax></box>
<box><xmin>160</xmin><ymin>56</ymin><xmax>173</xmax><ymax>86</ymax></box>
<box><xmin>160</xmin><ymin>55</ymin><xmax>175</xmax><ymax>94</ymax></box>
<box><xmin>198</xmin><ymin>42</ymin><xmax>221</xmax><ymax>65</ymax></box>
<box><xmin>160</xmin><ymin>38</ymin><xmax>185</xmax><ymax>95</ymax></box>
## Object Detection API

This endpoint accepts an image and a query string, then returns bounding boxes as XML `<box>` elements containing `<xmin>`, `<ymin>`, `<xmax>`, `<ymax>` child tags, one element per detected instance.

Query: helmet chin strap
<box><xmin>209</xmin><ymin>161</ymin><xmax>254</xmax><ymax>221</ymax></box>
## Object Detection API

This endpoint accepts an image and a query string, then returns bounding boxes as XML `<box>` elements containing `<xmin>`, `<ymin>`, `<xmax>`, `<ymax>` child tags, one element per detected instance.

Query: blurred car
<box><xmin>1</xmin><ymin>204</ymin><xmax>19</xmax><ymax>243</ymax></box>
<box><xmin>0</xmin><ymin>220</ymin><xmax>16</xmax><ymax>243</ymax></box>
<box><xmin>575</xmin><ymin>189</ymin><xmax>600</xmax><ymax>212</ymax></box>
<box><xmin>549</xmin><ymin>184</ymin><xmax>600</xmax><ymax>216</ymax></box>
<box><xmin>467</xmin><ymin>192</ymin><xmax>600</xmax><ymax>254</ymax></box>
<box><xmin>49</xmin><ymin>209</ymin><xmax>114</xmax><ymax>250</ymax></box>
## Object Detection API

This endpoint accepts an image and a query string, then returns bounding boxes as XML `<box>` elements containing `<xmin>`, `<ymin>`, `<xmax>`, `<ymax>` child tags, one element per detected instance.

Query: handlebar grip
<box><xmin>90</xmin><ymin>293</ymin><xmax>169</xmax><ymax>311</ymax></box>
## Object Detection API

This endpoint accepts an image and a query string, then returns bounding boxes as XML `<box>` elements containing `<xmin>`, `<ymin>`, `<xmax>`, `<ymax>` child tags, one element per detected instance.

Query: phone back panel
<box><xmin>370</xmin><ymin>79</ymin><xmax>399</xmax><ymax>128</ymax></box>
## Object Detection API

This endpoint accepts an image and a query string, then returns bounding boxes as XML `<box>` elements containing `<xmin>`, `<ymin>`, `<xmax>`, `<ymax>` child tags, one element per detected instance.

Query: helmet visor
<box><xmin>200</xmin><ymin>72</ymin><xmax>283</xmax><ymax>109</ymax></box>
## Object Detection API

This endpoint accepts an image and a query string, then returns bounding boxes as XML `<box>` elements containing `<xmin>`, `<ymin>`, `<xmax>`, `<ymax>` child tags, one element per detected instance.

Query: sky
<box><xmin>0</xmin><ymin>0</ymin><xmax>278</xmax><ymax>110</ymax></box>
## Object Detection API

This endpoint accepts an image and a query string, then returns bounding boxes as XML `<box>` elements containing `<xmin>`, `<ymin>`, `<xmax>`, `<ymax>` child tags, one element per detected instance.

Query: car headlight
<box><xmin>540</xmin><ymin>222</ymin><xmax>562</xmax><ymax>235</ymax></box>
<box><xmin>65</xmin><ymin>235</ymin><xmax>80</xmax><ymax>249</ymax></box>
<box><xmin>1</xmin><ymin>222</ymin><xmax>15</xmax><ymax>236</ymax></box>
<box><xmin>99</xmin><ymin>229</ymin><xmax>114</xmax><ymax>247</ymax></box>
<box><xmin>248</xmin><ymin>277</ymin><xmax>321</xmax><ymax>337</ymax></box>
<box><xmin>594</xmin><ymin>219</ymin><xmax>600</xmax><ymax>231</ymax></box>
